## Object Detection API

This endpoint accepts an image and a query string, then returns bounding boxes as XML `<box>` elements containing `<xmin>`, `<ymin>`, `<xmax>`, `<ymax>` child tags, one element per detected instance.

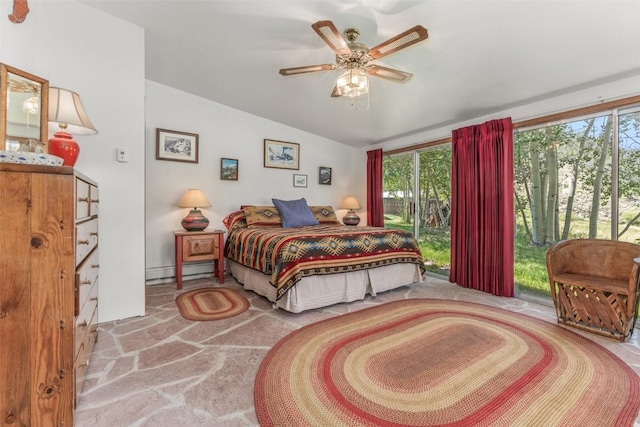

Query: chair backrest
<box><xmin>546</xmin><ymin>239</ymin><xmax>640</xmax><ymax>281</ymax></box>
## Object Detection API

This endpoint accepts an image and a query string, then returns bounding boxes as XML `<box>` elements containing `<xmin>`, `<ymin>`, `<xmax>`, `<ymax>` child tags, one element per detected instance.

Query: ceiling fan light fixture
<box><xmin>336</xmin><ymin>68</ymin><xmax>369</xmax><ymax>98</ymax></box>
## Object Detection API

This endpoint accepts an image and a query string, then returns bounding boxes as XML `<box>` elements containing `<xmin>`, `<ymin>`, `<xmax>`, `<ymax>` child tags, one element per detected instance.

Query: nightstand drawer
<box><xmin>182</xmin><ymin>234</ymin><xmax>218</xmax><ymax>262</ymax></box>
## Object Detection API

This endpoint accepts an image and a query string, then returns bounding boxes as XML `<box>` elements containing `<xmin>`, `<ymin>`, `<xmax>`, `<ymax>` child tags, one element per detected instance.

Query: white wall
<box><xmin>145</xmin><ymin>80</ymin><xmax>362</xmax><ymax>282</ymax></box>
<box><xmin>1</xmin><ymin>0</ymin><xmax>146</xmax><ymax>322</ymax></box>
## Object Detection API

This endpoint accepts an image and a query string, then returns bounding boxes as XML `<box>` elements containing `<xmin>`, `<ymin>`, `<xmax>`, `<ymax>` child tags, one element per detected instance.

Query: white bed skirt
<box><xmin>227</xmin><ymin>259</ymin><xmax>424</xmax><ymax>313</ymax></box>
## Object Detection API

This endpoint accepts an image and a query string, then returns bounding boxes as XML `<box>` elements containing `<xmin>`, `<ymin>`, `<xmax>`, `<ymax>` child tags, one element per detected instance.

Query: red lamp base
<box><xmin>48</xmin><ymin>130</ymin><xmax>79</xmax><ymax>167</ymax></box>
<box><xmin>181</xmin><ymin>209</ymin><xmax>210</xmax><ymax>231</ymax></box>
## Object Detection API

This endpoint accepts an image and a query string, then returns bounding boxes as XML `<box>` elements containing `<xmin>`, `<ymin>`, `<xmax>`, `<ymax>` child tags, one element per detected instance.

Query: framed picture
<box><xmin>264</xmin><ymin>139</ymin><xmax>299</xmax><ymax>170</ymax></box>
<box><xmin>319</xmin><ymin>166</ymin><xmax>332</xmax><ymax>185</ymax></box>
<box><xmin>293</xmin><ymin>174</ymin><xmax>308</xmax><ymax>188</ymax></box>
<box><xmin>156</xmin><ymin>128</ymin><xmax>199</xmax><ymax>163</ymax></box>
<box><xmin>220</xmin><ymin>158</ymin><xmax>239</xmax><ymax>180</ymax></box>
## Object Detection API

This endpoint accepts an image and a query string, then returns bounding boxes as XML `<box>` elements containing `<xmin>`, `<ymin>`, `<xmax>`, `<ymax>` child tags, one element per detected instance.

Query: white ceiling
<box><xmin>82</xmin><ymin>0</ymin><xmax>640</xmax><ymax>148</ymax></box>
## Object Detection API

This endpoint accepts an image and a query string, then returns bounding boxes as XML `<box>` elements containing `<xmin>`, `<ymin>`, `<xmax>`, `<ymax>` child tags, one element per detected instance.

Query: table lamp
<box><xmin>341</xmin><ymin>196</ymin><xmax>361</xmax><ymax>226</ymax></box>
<box><xmin>178</xmin><ymin>189</ymin><xmax>211</xmax><ymax>231</ymax></box>
<box><xmin>48</xmin><ymin>87</ymin><xmax>97</xmax><ymax>167</ymax></box>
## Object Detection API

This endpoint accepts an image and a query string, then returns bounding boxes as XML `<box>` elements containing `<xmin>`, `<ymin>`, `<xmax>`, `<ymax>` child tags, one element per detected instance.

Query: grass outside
<box><xmin>385</xmin><ymin>213</ymin><xmax>640</xmax><ymax>297</ymax></box>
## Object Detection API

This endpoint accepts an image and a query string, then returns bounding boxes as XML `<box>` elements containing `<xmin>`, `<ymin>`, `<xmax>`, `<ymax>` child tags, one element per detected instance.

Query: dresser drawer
<box><xmin>182</xmin><ymin>234</ymin><xmax>218</xmax><ymax>262</ymax></box>
<box><xmin>89</xmin><ymin>185</ymin><xmax>99</xmax><ymax>217</ymax></box>
<box><xmin>76</xmin><ymin>178</ymin><xmax>91</xmax><ymax>221</ymax></box>
<box><xmin>74</xmin><ymin>282</ymin><xmax>98</xmax><ymax>357</ymax></box>
<box><xmin>74</xmin><ymin>314</ymin><xmax>98</xmax><ymax>407</ymax></box>
<box><xmin>76</xmin><ymin>219</ymin><xmax>98</xmax><ymax>266</ymax></box>
<box><xmin>75</xmin><ymin>249</ymin><xmax>99</xmax><ymax>316</ymax></box>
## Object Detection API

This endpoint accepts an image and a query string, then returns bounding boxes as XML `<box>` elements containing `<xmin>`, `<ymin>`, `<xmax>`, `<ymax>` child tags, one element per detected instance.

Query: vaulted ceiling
<box><xmin>82</xmin><ymin>0</ymin><xmax>640</xmax><ymax>148</ymax></box>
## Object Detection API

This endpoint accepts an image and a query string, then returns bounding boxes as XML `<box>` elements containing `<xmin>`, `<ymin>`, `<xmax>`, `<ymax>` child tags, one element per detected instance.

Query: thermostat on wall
<box><xmin>116</xmin><ymin>148</ymin><xmax>128</xmax><ymax>163</ymax></box>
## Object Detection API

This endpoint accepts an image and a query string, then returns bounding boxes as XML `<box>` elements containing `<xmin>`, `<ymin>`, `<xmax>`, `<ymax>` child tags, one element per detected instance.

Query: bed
<box><xmin>223</xmin><ymin>201</ymin><xmax>425</xmax><ymax>313</ymax></box>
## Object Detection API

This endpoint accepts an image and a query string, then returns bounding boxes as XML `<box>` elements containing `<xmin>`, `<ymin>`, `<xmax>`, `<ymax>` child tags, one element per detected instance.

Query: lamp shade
<box><xmin>178</xmin><ymin>189</ymin><xmax>212</xmax><ymax>208</ymax></box>
<box><xmin>47</xmin><ymin>87</ymin><xmax>97</xmax><ymax>167</ymax></box>
<box><xmin>48</xmin><ymin>87</ymin><xmax>97</xmax><ymax>135</ymax></box>
<box><xmin>341</xmin><ymin>196</ymin><xmax>361</xmax><ymax>210</ymax></box>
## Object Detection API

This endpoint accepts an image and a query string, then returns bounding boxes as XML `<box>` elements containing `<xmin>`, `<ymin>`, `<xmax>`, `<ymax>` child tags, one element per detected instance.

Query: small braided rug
<box><xmin>255</xmin><ymin>299</ymin><xmax>640</xmax><ymax>426</ymax></box>
<box><xmin>175</xmin><ymin>287</ymin><xmax>249</xmax><ymax>321</ymax></box>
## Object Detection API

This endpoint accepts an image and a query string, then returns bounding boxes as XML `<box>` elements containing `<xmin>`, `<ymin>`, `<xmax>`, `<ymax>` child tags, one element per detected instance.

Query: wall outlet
<box><xmin>116</xmin><ymin>148</ymin><xmax>128</xmax><ymax>162</ymax></box>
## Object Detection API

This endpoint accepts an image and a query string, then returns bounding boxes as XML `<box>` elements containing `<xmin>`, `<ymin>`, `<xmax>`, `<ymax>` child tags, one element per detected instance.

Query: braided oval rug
<box><xmin>255</xmin><ymin>299</ymin><xmax>640</xmax><ymax>426</ymax></box>
<box><xmin>175</xmin><ymin>287</ymin><xmax>249</xmax><ymax>321</ymax></box>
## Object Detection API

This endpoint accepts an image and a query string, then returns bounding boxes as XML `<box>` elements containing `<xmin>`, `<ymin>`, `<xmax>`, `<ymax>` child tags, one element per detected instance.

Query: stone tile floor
<box><xmin>75</xmin><ymin>274</ymin><xmax>640</xmax><ymax>426</ymax></box>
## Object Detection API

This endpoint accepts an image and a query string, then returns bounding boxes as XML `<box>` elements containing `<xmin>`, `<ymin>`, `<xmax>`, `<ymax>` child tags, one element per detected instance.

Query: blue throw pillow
<box><xmin>272</xmin><ymin>198</ymin><xmax>320</xmax><ymax>228</ymax></box>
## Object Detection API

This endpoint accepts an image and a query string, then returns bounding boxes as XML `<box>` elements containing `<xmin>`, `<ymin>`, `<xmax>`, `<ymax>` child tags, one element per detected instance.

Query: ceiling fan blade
<box><xmin>368</xmin><ymin>25</ymin><xmax>428</xmax><ymax>60</ymax></box>
<box><xmin>311</xmin><ymin>20</ymin><xmax>352</xmax><ymax>55</ymax></box>
<box><xmin>330</xmin><ymin>85</ymin><xmax>342</xmax><ymax>98</ymax></box>
<box><xmin>367</xmin><ymin>65</ymin><xmax>413</xmax><ymax>83</ymax></box>
<box><xmin>279</xmin><ymin>64</ymin><xmax>337</xmax><ymax>76</ymax></box>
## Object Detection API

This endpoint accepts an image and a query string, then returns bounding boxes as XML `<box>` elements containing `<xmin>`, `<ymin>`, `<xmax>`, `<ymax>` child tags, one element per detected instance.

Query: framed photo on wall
<box><xmin>220</xmin><ymin>158</ymin><xmax>239</xmax><ymax>180</ymax></box>
<box><xmin>156</xmin><ymin>128</ymin><xmax>199</xmax><ymax>163</ymax></box>
<box><xmin>264</xmin><ymin>139</ymin><xmax>299</xmax><ymax>170</ymax></box>
<box><xmin>319</xmin><ymin>166</ymin><xmax>332</xmax><ymax>185</ymax></box>
<box><xmin>293</xmin><ymin>174</ymin><xmax>308</xmax><ymax>188</ymax></box>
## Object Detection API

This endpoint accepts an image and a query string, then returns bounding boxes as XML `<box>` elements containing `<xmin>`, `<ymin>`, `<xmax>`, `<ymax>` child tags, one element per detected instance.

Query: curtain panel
<box><xmin>449</xmin><ymin>118</ymin><xmax>515</xmax><ymax>297</ymax></box>
<box><xmin>366</xmin><ymin>149</ymin><xmax>384</xmax><ymax>227</ymax></box>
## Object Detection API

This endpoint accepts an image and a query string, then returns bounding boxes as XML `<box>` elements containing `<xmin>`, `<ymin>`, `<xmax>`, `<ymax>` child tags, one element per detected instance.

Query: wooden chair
<box><xmin>546</xmin><ymin>239</ymin><xmax>640</xmax><ymax>342</ymax></box>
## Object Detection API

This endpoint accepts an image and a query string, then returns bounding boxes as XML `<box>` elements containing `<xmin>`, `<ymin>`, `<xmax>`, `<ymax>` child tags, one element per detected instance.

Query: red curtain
<box><xmin>449</xmin><ymin>118</ymin><xmax>514</xmax><ymax>297</ymax></box>
<box><xmin>366</xmin><ymin>149</ymin><xmax>384</xmax><ymax>227</ymax></box>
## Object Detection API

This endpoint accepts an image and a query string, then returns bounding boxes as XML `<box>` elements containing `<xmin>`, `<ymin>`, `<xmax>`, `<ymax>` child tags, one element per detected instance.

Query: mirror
<box><xmin>0</xmin><ymin>63</ymin><xmax>48</xmax><ymax>151</ymax></box>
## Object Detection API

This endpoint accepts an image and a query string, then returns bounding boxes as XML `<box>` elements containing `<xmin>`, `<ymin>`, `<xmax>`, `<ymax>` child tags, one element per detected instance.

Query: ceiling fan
<box><xmin>279</xmin><ymin>20</ymin><xmax>428</xmax><ymax>98</ymax></box>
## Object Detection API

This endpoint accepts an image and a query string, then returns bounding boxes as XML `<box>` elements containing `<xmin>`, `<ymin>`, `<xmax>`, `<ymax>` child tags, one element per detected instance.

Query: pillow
<box><xmin>222</xmin><ymin>209</ymin><xmax>248</xmax><ymax>232</ymax></box>
<box><xmin>309</xmin><ymin>205</ymin><xmax>340</xmax><ymax>225</ymax></box>
<box><xmin>243</xmin><ymin>206</ymin><xmax>282</xmax><ymax>228</ymax></box>
<box><xmin>272</xmin><ymin>198</ymin><xmax>320</xmax><ymax>228</ymax></box>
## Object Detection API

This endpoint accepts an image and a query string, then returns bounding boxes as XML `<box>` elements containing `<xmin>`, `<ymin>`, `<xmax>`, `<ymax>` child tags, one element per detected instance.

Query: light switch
<box><xmin>116</xmin><ymin>148</ymin><xmax>128</xmax><ymax>162</ymax></box>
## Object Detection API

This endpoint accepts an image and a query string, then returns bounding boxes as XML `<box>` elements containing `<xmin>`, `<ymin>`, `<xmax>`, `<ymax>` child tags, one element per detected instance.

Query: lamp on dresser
<box><xmin>341</xmin><ymin>196</ymin><xmax>362</xmax><ymax>226</ymax></box>
<box><xmin>48</xmin><ymin>87</ymin><xmax>97</xmax><ymax>167</ymax></box>
<box><xmin>178</xmin><ymin>188</ymin><xmax>212</xmax><ymax>231</ymax></box>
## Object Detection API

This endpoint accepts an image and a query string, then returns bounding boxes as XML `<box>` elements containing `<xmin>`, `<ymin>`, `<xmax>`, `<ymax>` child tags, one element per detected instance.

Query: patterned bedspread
<box><xmin>223</xmin><ymin>211</ymin><xmax>425</xmax><ymax>300</ymax></box>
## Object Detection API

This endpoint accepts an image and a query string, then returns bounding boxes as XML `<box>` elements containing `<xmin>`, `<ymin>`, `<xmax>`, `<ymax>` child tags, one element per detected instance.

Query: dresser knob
<box><xmin>78</xmin><ymin>197</ymin><xmax>89</xmax><ymax>203</ymax></box>
<box><xmin>90</xmin><ymin>297</ymin><xmax>98</xmax><ymax>302</ymax></box>
<box><xmin>91</xmin><ymin>264</ymin><xmax>100</xmax><ymax>269</ymax></box>
<box><xmin>78</xmin><ymin>239</ymin><xmax>90</xmax><ymax>245</ymax></box>
<box><xmin>78</xmin><ymin>320</ymin><xmax>88</xmax><ymax>327</ymax></box>
<box><xmin>81</xmin><ymin>279</ymin><xmax>92</xmax><ymax>285</ymax></box>
<box><xmin>90</xmin><ymin>232</ymin><xmax>99</xmax><ymax>237</ymax></box>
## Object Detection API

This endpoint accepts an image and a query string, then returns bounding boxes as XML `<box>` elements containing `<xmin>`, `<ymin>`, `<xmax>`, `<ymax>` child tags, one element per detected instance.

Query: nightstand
<box><xmin>174</xmin><ymin>229</ymin><xmax>225</xmax><ymax>290</ymax></box>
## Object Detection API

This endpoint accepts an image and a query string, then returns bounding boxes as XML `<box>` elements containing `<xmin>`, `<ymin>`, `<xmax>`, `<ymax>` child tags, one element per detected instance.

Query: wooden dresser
<box><xmin>0</xmin><ymin>163</ymin><xmax>99</xmax><ymax>426</ymax></box>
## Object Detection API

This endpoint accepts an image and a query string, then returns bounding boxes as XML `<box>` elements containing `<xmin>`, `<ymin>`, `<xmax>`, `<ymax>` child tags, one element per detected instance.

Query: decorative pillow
<box><xmin>243</xmin><ymin>206</ymin><xmax>282</xmax><ymax>228</ymax></box>
<box><xmin>222</xmin><ymin>210</ymin><xmax>248</xmax><ymax>232</ymax></box>
<box><xmin>272</xmin><ymin>198</ymin><xmax>320</xmax><ymax>228</ymax></box>
<box><xmin>309</xmin><ymin>205</ymin><xmax>340</xmax><ymax>225</ymax></box>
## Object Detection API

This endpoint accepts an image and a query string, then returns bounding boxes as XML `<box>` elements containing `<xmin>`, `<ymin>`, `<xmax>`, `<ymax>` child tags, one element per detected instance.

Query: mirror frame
<box><xmin>0</xmin><ymin>63</ymin><xmax>49</xmax><ymax>150</ymax></box>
